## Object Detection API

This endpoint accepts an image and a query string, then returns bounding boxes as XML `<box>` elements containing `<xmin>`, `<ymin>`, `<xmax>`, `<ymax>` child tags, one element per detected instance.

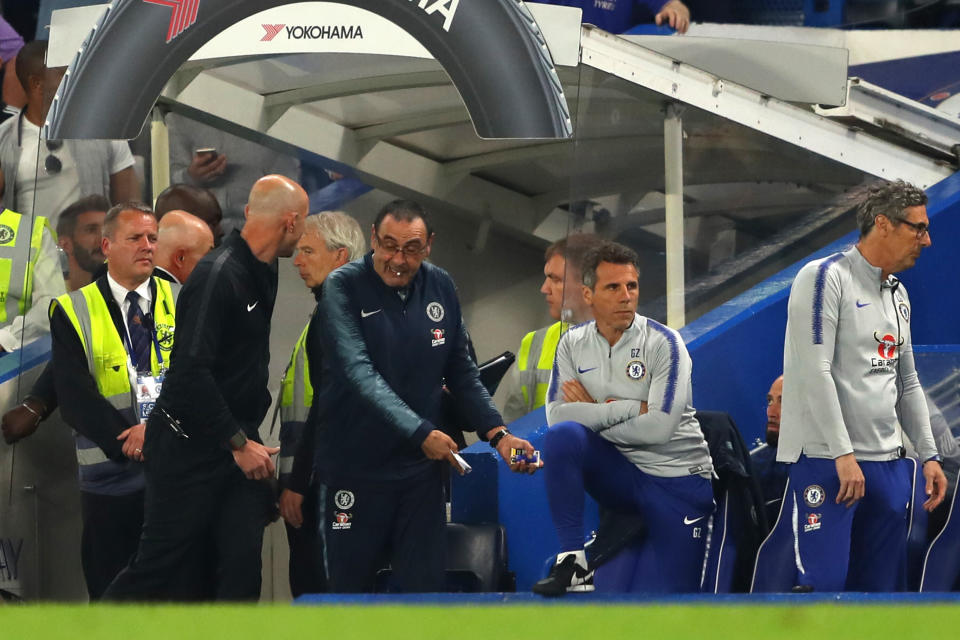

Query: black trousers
<box><xmin>324</xmin><ymin>464</ymin><xmax>445</xmax><ymax>593</ymax></box>
<box><xmin>104</xmin><ymin>427</ymin><xmax>274</xmax><ymax>602</ymax></box>
<box><xmin>80</xmin><ymin>490</ymin><xmax>144</xmax><ymax>601</ymax></box>
<box><xmin>285</xmin><ymin>483</ymin><xmax>327</xmax><ymax>597</ymax></box>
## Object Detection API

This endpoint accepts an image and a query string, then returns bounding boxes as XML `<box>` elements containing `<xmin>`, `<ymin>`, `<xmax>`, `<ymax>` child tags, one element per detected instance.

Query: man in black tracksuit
<box><xmin>313</xmin><ymin>199</ymin><xmax>539</xmax><ymax>593</ymax></box>
<box><xmin>105</xmin><ymin>175</ymin><xmax>309</xmax><ymax>601</ymax></box>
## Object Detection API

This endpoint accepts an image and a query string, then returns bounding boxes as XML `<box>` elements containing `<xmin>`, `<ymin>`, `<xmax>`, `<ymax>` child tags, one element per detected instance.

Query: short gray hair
<box><xmin>305</xmin><ymin>211</ymin><xmax>365</xmax><ymax>260</ymax></box>
<box><xmin>850</xmin><ymin>180</ymin><xmax>928</xmax><ymax>238</ymax></box>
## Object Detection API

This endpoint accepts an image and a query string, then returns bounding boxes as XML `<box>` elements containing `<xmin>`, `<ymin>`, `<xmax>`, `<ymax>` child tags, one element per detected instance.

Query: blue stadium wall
<box><xmin>681</xmin><ymin>171</ymin><xmax>960</xmax><ymax>447</ymax></box>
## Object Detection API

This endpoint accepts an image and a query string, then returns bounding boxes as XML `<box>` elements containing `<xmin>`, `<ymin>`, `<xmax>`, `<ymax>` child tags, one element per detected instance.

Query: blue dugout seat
<box><xmin>920</xmin><ymin>478</ymin><xmax>960</xmax><ymax>591</ymax></box>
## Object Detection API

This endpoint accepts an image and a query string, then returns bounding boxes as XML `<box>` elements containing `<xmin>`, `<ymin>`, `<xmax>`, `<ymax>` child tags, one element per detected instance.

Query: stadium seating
<box><xmin>376</xmin><ymin>523</ymin><xmax>514</xmax><ymax>592</ymax></box>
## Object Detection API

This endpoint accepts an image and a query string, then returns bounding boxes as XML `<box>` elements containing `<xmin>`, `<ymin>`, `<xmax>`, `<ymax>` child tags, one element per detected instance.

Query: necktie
<box><xmin>126</xmin><ymin>291</ymin><xmax>151</xmax><ymax>373</ymax></box>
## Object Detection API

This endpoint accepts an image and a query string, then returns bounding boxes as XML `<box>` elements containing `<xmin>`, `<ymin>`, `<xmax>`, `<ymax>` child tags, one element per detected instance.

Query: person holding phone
<box><xmin>167</xmin><ymin>112</ymin><xmax>299</xmax><ymax>236</ymax></box>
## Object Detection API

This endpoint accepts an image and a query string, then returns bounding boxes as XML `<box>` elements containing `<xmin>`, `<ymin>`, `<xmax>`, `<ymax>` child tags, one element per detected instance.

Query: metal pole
<box><xmin>664</xmin><ymin>103</ymin><xmax>685</xmax><ymax>328</ymax></box>
<box><xmin>150</xmin><ymin>106</ymin><xmax>170</xmax><ymax>207</ymax></box>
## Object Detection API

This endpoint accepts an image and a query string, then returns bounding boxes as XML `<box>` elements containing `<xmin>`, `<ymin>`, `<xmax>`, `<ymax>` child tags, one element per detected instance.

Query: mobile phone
<box><xmin>195</xmin><ymin>147</ymin><xmax>218</xmax><ymax>160</ymax></box>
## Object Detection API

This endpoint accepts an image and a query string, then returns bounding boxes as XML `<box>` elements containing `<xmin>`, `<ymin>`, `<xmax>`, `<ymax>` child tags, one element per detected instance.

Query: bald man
<box><xmin>154</xmin><ymin>210</ymin><xmax>215</xmax><ymax>284</ymax></box>
<box><xmin>106</xmin><ymin>175</ymin><xmax>308</xmax><ymax>602</ymax></box>
<box><xmin>750</xmin><ymin>376</ymin><xmax>789</xmax><ymax>526</ymax></box>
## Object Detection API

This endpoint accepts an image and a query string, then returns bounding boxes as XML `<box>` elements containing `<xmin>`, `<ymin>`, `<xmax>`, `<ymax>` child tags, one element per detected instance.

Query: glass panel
<box><xmin>565</xmin><ymin>64</ymin><xmax>869</xmax><ymax>327</ymax></box>
<box><xmin>163</xmin><ymin>111</ymin><xmax>300</xmax><ymax>237</ymax></box>
<box><xmin>1</xmin><ymin>51</ymin><xmax>95</xmax><ymax>600</ymax></box>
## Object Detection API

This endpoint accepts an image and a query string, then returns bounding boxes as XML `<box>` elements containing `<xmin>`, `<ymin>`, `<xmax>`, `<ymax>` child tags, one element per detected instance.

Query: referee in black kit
<box><xmin>105</xmin><ymin>175</ymin><xmax>309</xmax><ymax>601</ymax></box>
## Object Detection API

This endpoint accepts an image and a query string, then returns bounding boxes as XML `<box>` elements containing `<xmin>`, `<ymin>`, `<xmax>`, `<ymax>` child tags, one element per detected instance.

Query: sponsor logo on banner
<box><xmin>803</xmin><ymin>485</ymin><xmax>825</xmax><ymax>508</ymax></box>
<box><xmin>261</xmin><ymin>24</ymin><xmax>365</xmax><ymax>41</ymax></box>
<box><xmin>409</xmin><ymin>0</ymin><xmax>461</xmax><ymax>32</ymax></box>
<box><xmin>261</xmin><ymin>24</ymin><xmax>285</xmax><ymax>41</ymax></box>
<box><xmin>804</xmin><ymin>513</ymin><xmax>822</xmax><ymax>533</ymax></box>
<box><xmin>143</xmin><ymin>0</ymin><xmax>200</xmax><ymax>43</ymax></box>
<box><xmin>332</xmin><ymin>512</ymin><xmax>352</xmax><ymax>530</ymax></box>
<box><xmin>334</xmin><ymin>490</ymin><xmax>355</xmax><ymax>510</ymax></box>
<box><xmin>431</xmin><ymin>328</ymin><xmax>445</xmax><ymax>347</ymax></box>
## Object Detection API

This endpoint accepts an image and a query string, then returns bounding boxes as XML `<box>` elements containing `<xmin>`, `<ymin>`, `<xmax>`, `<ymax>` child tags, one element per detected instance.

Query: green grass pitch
<box><xmin>2</xmin><ymin>604</ymin><xmax>958</xmax><ymax>639</ymax></box>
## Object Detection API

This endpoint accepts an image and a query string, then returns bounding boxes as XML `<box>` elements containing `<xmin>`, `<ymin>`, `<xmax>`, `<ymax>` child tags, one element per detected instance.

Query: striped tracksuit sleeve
<box><xmin>784</xmin><ymin>261</ymin><xmax>853</xmax><ymax>458</ymax></box>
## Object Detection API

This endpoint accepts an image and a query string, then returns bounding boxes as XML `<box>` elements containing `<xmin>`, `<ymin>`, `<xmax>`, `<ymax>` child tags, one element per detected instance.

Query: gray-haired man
<box><xmin>778</xmin><ymin>179</ymin><xmax>947</xmax><ymax>592</ymax></box>
<box><xmin>278</xmin><ymin>210</ymin><xmax>366</xmax><ymax>596</ymax></box>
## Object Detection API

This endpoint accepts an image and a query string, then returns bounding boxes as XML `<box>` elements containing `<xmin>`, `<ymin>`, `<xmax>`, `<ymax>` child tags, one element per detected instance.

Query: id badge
<box><xmin>136</xmin><ymin>374</ymin><xmax>164</xmax><ymax>421</ymax></box>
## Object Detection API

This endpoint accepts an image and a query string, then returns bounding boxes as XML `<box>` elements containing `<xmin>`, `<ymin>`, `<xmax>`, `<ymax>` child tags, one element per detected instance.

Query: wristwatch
<box><xmin>228</xmin><ymin>430</ymin><xmax>248</xmax><ymax>451</ymax></box>
<box><xmin>489</xmin><ymin>428</ymin><xmax>510</xmax><ymax>450</ymax></box>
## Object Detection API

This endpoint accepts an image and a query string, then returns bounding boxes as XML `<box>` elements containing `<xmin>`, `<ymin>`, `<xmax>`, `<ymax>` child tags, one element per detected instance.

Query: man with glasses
<box><xmin>313</xmin><ymin>199</ymin><xmax>540</xmax><ymax>592</ymax></box>
<box><xmin>0</xmin><ymin>40</ymin><xmax>138</xmax><ymax>227</ymax></box>
<box><xmin>778</xmin><ymin>179</ymin><xmax>946</xmax><ymax>592</ymax></box>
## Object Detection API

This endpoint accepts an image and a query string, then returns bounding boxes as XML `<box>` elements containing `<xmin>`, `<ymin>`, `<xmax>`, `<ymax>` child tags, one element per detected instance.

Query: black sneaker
<box><xmin>532</xmin><ymin>553</ymin><xmax>595</xmax><ymax>596</ymax></box>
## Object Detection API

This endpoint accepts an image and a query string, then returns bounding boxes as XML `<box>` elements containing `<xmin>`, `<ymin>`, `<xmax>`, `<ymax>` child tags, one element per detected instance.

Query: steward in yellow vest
<box><xmin>499</xmin><ymin>234</ymin><xmax>602</xmax><ymax>423</ymax></box>
<box><xmin>501</xmin><ymin>321</ymin><xmax>567</xmax><ymax>420</ymax></box>
<box><xmin>0</xmin><ymin>207</ymin><xmax>65</xmax><ymax>350</ymax></box>
<box><xmin>278</xmin><ymin>322</ymin><xmax>312</xmax><ymax>484</ymax></box>
<box><xmin>48</xmin><ymin>204</ymin><xmax>175</xmax><ymax>600</ymax></box>
<box><xmin>51</xmin><ymin>273</ymin><xmax>178</xmax><ymax>492</ymax></box>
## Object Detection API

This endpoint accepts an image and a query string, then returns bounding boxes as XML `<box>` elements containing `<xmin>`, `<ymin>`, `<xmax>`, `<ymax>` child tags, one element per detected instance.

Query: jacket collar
<box><xmin>846</xmin><ymin>245</ymin><xmax>898</xmax><ymax>290</ymax></box>
<box><xmin>95</xmin><ymin>272</ymin><xmax>159</xmax><ymax>339</ymax></box>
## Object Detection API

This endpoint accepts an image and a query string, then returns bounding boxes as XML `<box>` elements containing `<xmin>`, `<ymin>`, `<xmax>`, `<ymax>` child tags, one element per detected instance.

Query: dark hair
<box><xmin>582</xmin><ymin>241</ymin><xmax>640</xmax><ymax>289</ymax></box>
<box><xmin>544</xmin><ymin>233</ymin><xmax>603</xmax><ymax>278</ymax></box>
<box><xmin>103</xmin><ymin>202</ymin><xmax>156</xmax><ymax>239</ymax></box>
<box><xmin>155</xmin><ymin>183</ymin><xmax>222</xmax><ymax>225</ymax></box>
<box><xmin>849</xmin><ymin>179</ymin><xmax>928</xmax><ymax>238</ymax></box>
<box><xmin>16</xmin><ymin>40</ymin><xmax>47</xmax><ymax>91</ymax></box>
<box><xmin>56</xmin><ymin>194</ymin><xmax>111</xmax><ymax>238</ymax></box>
<box><xmin>373</xmin><ymin>199</ymin><xmax>433</xmax><ymax>238</ymax></box>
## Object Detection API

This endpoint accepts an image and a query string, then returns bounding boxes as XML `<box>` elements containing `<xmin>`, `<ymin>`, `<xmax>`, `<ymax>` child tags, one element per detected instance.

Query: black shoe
<box><xmin>532</xmin><ymin>554</ymin><xmax>595</xmax><ymax>597</ymax></box>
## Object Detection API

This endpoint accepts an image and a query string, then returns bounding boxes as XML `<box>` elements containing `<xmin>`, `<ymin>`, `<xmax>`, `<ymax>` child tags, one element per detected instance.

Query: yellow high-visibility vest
<box><xmin>51</xmin><ymin>276</ymin><xmax>178</xmax><ymax>467</ymax></box>
<box><xmin>0</xmin><ymin>208</ymin><xmax>53</xmax><ymax>323</ymax></box>
<box><xmin>515</xmin><ymin>321</ymin><xmax>567</xmax><ymax>412</ymax></box>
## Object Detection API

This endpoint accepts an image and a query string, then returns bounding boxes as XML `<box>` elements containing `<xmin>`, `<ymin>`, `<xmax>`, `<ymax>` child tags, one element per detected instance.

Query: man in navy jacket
<box><xmin>314</xmin><ymin>199</ymin><xmax>539</xmax><ymax>592</ymax></box>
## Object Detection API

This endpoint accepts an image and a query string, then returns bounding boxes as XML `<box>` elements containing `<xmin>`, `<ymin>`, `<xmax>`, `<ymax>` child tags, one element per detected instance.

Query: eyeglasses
<box><xmin>897</xmin><ymin>219</ymin><xmax>930</xmax><ymax>240</ymax></box>
<box><xmin>375</xmin><ymin>234</ymin><xmax>427</xmax><ymax>258</ymax></box>
<box><xmin>44</xmin><ymin>139</ymin><xmax>63</xmax><ymax>175</ymax></box>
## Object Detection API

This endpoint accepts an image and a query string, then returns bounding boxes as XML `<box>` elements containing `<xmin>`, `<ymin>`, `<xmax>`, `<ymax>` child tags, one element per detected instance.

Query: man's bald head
<box><xmin>243</xmin><ymin>175</ymin><xmax>309</xmax><ymax>259</ymax></box>
<box><xmin>155</xmin><ymin>210</ymin><xmax>215</xmax><ymax>283</ymax></box>
<box><xmin>246</xmin><ymin>175</ymin><xmax>309</xmax><ymax>218</ymax></box>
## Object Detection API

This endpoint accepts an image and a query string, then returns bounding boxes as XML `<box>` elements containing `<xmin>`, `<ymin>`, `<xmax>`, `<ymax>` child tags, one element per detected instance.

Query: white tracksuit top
<box><xmin>546</xmin><ymin>314</ymin><xmax>714</xmax><ymax>479</ymax></box>
<box><xmin>777</xmin><ymin>245</ymin><xmax>937</xmax><ymax>464</ymax></box>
